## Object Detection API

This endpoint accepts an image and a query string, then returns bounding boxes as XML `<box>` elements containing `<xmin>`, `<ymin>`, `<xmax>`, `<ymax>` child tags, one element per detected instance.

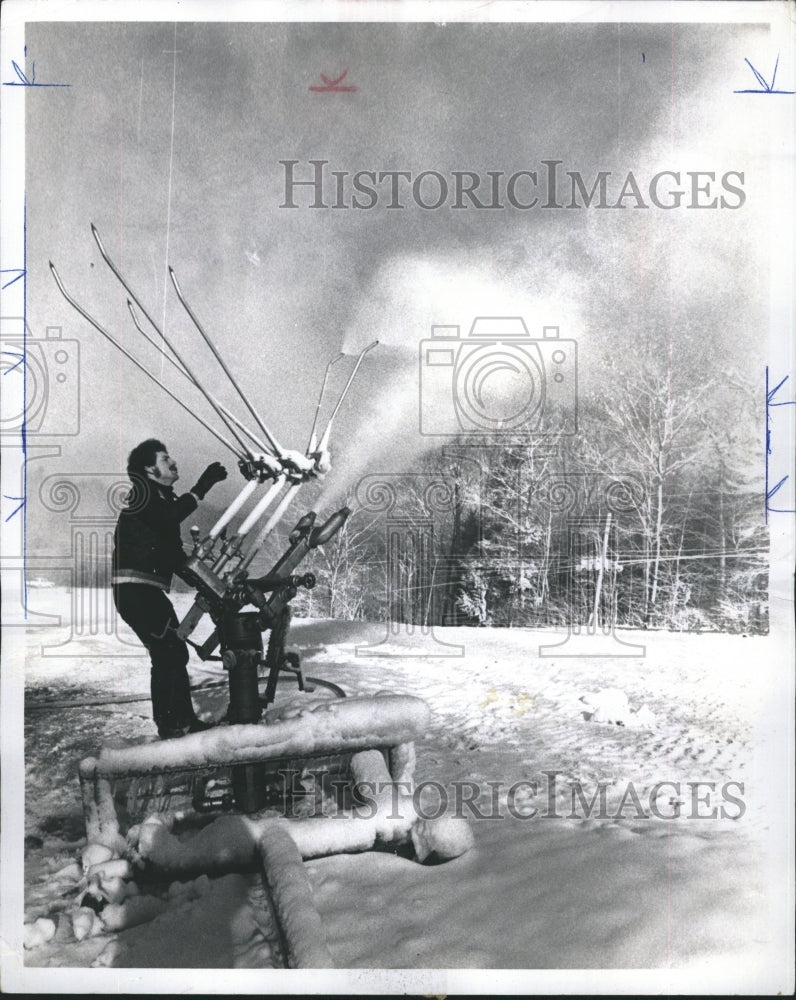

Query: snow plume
<box><xmin>318</xmin><ymin>252</ymin><xmax>584</xmax><ymax>506</ymax></box>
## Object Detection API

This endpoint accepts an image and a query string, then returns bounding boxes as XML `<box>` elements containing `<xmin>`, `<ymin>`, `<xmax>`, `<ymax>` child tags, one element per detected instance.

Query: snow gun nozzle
<box><xmin>289</xmin><ymin>511</ymin><xmax>317</xmax><ymax>544</ymax></box>
<box><xmin>309</xmin><ymin>507</ymin><xmax>351</xmax><ymax>548</ymax></box>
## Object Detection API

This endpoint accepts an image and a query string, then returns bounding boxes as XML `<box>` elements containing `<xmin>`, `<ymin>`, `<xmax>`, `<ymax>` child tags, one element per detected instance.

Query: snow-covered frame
<box><xmin>1</xmin><ymin>0</ymin><xmax>793</xmax><ymax>995</ymax></box>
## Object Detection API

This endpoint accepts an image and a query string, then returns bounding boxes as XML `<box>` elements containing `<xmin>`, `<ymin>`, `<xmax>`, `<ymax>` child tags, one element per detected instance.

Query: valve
<box><xmin>237</xmin><ymin>453</ymin><xmax>283</xmax><ymax>483</ymax></box>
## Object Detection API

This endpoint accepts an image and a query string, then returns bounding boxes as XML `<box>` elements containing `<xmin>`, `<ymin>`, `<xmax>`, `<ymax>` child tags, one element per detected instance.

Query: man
<box><xmin>113</xmin><ymin>439</ymin><xmax>227</xmax><ymax>739</ymax></box>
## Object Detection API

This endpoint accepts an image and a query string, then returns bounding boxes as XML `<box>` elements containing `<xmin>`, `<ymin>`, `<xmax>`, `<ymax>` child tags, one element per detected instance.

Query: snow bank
<box><xmin>23</xmin><ymin>833</ymin><xmax>164</xmax><ymax>953</ymax></box>
<box><xmin>25</xmin><ymin>616</ymin><xmax>780</xmax><ymax>977</ymax></box>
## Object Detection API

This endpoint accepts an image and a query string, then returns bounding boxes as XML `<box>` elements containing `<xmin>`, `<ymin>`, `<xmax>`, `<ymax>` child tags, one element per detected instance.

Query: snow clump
<box><xmin>411</xmin><ymin>815</ymin><xmax>475</xmax><ymax>863</ymax></box>
<box><xmin>580</xmin><ymin>688</ymin><xmax>657</xmax><ymax>728</ymax></box>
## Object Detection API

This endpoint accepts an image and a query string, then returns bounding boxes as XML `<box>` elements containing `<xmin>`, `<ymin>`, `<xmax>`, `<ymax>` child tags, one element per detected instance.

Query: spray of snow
<box><xmin>318</xmin><ymin>252</ymin><xmax>585</xmax><ymax>505</ymax></box>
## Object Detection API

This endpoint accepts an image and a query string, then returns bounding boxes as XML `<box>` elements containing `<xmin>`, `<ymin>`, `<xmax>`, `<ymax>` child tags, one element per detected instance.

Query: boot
<box><xmin>187</xmin><ymin>716</ymin><xmax>216</xmax><ymax>734</ymax></box>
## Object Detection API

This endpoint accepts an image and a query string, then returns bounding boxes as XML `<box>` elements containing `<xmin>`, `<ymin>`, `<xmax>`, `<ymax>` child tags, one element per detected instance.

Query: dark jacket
<box><xmin>112</xmin><ymin>478</ymin><xmax>198</xmax><ymax>590</ymax></box>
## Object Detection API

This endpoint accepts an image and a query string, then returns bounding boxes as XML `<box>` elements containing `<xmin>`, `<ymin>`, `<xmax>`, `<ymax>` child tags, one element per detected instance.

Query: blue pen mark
<box><xmin>735</xmin><ymin>54</ymin><xmax>795</xmax><ymax>94</ymax></box>
<box><xmin>641</xmin><ymin>53</ymin><xmax>645</xmax><ymax>63</ymax></box>
<box><xmin>765</xmin><ymin>367</ymin><xmax>796</xmax><ymax>521</ymax></box>
<box><xmin>3</xmin><ymin>46</ymin><xmax>70</xmax><ymax>87</ymax></box>
<box><xmin>3</xmin><ymin>495</ymin><xmax>26</xmax><ymax>522</ymax></box>
<box><xmin>1</xmin><ymin>268</ymin><xmax>26</xmax><ymax>289</ymax></box>
<box><xmin>24</xmin><ymin>195</ymin><xmax>28</xmax><ymax>611</ymax></box>
<box><xmin>3</xmin><ymin>349</ymin><xmax>25</xmax><ymax>374</ymax></box>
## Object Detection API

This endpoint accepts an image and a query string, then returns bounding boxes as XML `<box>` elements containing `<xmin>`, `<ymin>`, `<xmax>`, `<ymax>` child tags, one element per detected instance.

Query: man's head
<box><xmin>127</xmin><ymin>439</ymin><xmax>179</xmax><ymax>487</ymax></box>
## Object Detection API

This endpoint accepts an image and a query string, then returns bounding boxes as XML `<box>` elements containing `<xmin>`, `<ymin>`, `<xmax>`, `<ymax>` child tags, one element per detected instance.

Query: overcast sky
<box><xmin>22</xmin><ymin>18</ymin><xmax>774</xmax><ymax>549</ymax></box>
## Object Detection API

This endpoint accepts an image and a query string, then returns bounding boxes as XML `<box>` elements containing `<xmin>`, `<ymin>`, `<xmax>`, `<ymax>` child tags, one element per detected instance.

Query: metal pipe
<box><xmin>126</xmin><ymin>301</ymin><xmax>274</xmax><ymax>457</ymax></box>
<box><xmin>90</xmin><ymin>224</ymin><xmax>254</xmax><ymax>460</ymax></box>
<box><xmin>207</xmin><ymin>477</ymin><xmax>287</xmax><ymax>575</ymax></box>
<box><xmin>207</xmin><ymin>479</ymin><xmax>260</xmax><ymax>539</ymax></box>
<box><xmin>318</xmin><ymin>341</ymin><xmax>378</xmax><ymax>449</ymax></box>
<box><xmin>218</xmin><ymin>405</ymin><xmax>274</xmax><ymax>456</ymax></box>
<box><xmin>236</xmin><ymin>476</ymin><xmax>287</xmax><ymax>536</ymax></box>
<box><xmin>234</xmin><ymin>346</ymin><xmax>377</xmax><ymax>571</ymax></box>
<box><xmin>49</xmin><ymin>262</ymin><xmax>243</xmax><ymax>460</ymax></box>
<box><xmin>307</xmin><ymin>353</ymin><xmax>345</xmax><ymax>452</ymax></box>
<box><xmin>238</xmin><ymin>483</ymin><xmax>303</xmax><ymax>571</ymax></box>
<box><xmin>168</xmin><ymin>265</ymin><xmax>286</xmax><ymax>458</ymax></box>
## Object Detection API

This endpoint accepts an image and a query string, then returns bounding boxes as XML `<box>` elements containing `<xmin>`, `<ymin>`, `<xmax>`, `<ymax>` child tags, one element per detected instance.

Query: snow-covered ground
<box><xmin>8</xmin><ymin>587</ymin><xmax>794</xmax><ymax>991</ymax></box>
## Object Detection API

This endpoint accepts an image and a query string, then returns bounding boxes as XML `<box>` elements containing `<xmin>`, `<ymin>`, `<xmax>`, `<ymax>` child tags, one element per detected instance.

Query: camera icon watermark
<box><xmin>419</xmin><ymin>317</ymin><xmax>577</xmax><ymax>438</ymax></box>
<box><xmin>354</xmin><ymin>472</ymin><xmax>464</xmax><ymax>658</ymax></box>
<box><xmin>34</xmin><ymin>473</ymin><xmax>147</xmax><ymax>658</ymax></box>
<box><xmin>0</xmin><ymin>316</ymin><xmax>81</xmax><ymax>437</ymax></box>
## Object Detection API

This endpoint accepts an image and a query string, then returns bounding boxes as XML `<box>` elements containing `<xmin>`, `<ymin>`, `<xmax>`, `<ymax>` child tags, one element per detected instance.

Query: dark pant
<box><xmin>113</xmin><ymin>584</ymin><xmax>196</xmax><ymax>732</ymax></box>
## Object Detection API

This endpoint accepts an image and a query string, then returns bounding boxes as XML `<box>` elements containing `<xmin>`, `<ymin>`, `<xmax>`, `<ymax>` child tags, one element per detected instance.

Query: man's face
<box><xmin>145</xmin><ymin>450</ymin><xmax>179</xmax><ymax>487</ymax></box>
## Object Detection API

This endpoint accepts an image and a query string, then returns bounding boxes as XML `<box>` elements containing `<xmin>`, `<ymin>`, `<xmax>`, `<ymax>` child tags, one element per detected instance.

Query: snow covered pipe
<box><xmin>238</xmin><ymin>481</ymin><xmax>303</xmax><ymax>571</ymax></box>
<box><xmin>91</xmin><ymin>695</ymin><xmax>431</xmax><ymax>779</ymax></box>
<box><xmin>207</xmin><ymin>478</ymin><xmax>259</xmax><ymax>539</ymax></box>
<box><xmin>257</xmin><ymin>822</ymin><xmax>334</xmax><ymax>968</ymax></box>
<box><xmin>79</xmin><ymin>757</ymin><xmax>122</xmax><ymax>849</ymax></box>
<box><xmin>135</xmin><ymin>748</ymin><xmax>420</xmax><ymax>873</ymax></box>
<box><xmin>235</xmin><ymin>476</ymin><xmax>287</xmax><ymax>537</ymax></box>
<box><xmin>133</xmin><ymin>738</ymin><xmax>472</xmax><ymax>876</ymax></box>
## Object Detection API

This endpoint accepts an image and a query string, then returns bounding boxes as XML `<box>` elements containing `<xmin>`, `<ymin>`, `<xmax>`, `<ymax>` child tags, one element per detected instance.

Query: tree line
<box><xmin>294</xmin><ymin>354</ymin><xmax>767</xmax><ymax>635</ymax></box>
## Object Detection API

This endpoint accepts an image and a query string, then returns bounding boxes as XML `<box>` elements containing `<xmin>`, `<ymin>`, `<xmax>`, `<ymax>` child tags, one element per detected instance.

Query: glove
<box><xmin>190</xmin><ymin>461</ymin><xmax>227</xmax><ymax>499</ymax></box>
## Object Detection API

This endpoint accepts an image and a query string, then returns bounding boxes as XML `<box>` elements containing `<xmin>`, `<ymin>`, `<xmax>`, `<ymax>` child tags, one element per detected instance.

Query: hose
<box><xmin>25</xmin><ymin>673</ymin><xmax>346</xmax><ymax>712</ymax></box>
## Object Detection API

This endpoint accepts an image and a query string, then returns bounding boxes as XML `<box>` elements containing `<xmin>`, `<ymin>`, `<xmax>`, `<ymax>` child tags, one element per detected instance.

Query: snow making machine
<box><xmin>51</xmin><ymin>227</ymin><xmax>431</xmax><ymax>840</ymax></box>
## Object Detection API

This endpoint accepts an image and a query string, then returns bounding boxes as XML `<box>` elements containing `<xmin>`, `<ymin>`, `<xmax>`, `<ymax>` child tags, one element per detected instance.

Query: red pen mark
<box><xmin>310</xmin><ymin>69</ymin><xmax>357</xmax><ymax>93</ymax></box>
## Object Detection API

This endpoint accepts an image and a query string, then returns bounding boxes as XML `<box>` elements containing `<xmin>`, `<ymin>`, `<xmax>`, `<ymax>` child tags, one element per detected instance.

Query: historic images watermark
<box><xmin>279</xmin><ymin>160</ymin><xmax>747</xmax><ymax>211</ymax></box>
<box><xmin>282</xmin><ymin>770</ymin><xmax>747</xmax><ymax>822</ymax></box>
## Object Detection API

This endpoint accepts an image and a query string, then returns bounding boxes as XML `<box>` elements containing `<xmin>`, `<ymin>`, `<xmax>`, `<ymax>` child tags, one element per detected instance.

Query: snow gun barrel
<box><xmin>309</xmin><ymin>507</ymin><xmax>350</xmax><ymax>547</ymax></box>
<box><xmin>245</xmin><ymin>572</ymin><xmax>317</xmax><ymax>595</ymax></box>
<box><xmin>190</xmin><ymin>507</ymin><xmax>350</xmax><ymax>660</ymax></box>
